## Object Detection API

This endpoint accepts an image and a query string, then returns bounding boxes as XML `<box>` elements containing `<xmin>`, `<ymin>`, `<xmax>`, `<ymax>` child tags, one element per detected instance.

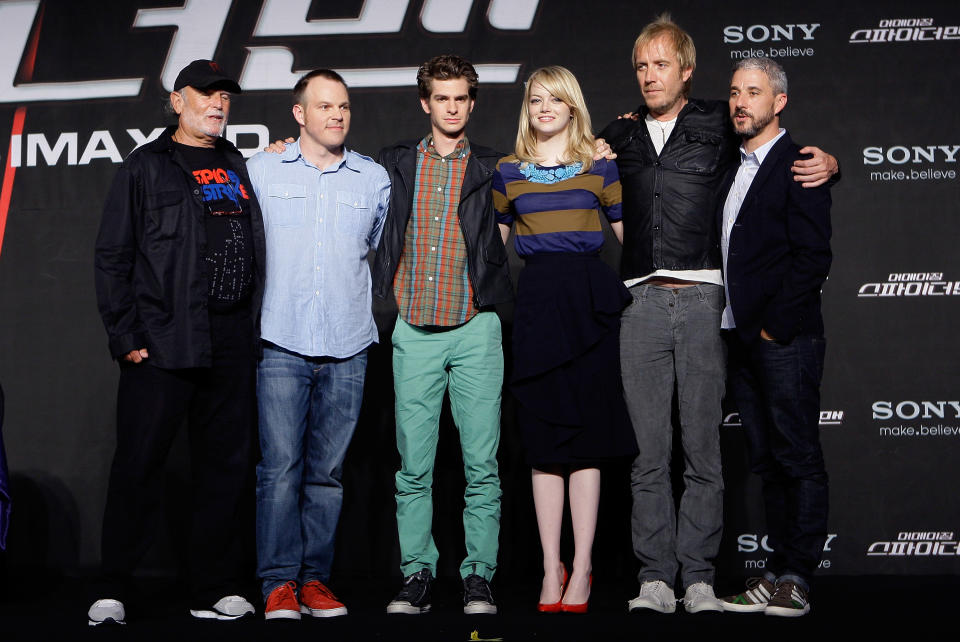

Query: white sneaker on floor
<box><xmin>190</xmin><ymin>595</ymin><xmax>255</xmax><ymax>620</ymax></box>
<box><xmin>88</xmin><ymin>598</ymin><xmax>126</xmax><ymax>626</ymax></box>
<box><xmin>682</xmin><ymin>582</ymin><xmax>723</xmax><ymax>613</ymax></box>
<box><xmin>628</xmin><ymin>580</ymin><xmax>677</xmax><ymax>614</ymax></box>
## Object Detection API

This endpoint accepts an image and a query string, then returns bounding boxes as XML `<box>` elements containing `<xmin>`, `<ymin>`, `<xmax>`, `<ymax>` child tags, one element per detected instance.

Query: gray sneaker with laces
<box><xmin>628</xmin><ymin>580</ymin><xmax>677</xmax><ymax>614</ymax></box>
<box><xmin>682</xmin><ymin>582</ymin><xmax>723</xmax><ymax>613</ymax></box>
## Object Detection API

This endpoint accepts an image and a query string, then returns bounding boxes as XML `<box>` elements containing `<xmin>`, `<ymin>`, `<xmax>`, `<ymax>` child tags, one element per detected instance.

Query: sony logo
<box><xmin>738</xmin><ymin>533</ymin><xmax>836</xmax><ymax>553</ymax></box>
<box><xmin>0</xmin><ymin>0</ymin><xmax>540</xmax><ymax>104</ymax></box>
<box><xmin>863</xmin><ymin>145</ymin><xmax>960</xmax><ymax>165</ymax></box>
<box><xmin>723</xmin><ymin>23</ymin><xmax>820</xmax><ymax>44</ymax></box>
<box><xmin>872</xmin><ymin>401</ymin><xmax>960</xmax><ymax>421</ymax></box>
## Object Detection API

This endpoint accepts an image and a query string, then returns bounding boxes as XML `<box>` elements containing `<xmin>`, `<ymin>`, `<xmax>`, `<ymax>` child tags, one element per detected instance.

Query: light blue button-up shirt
<box><xmin>247</xmin><ymin>140</ymin><xmax>390</xmax><ymax>358</ymax></box>
<box><xmin>721</xmin><ymin>128</ymin><xmax>786</xmax><ymax>330</ymax></box>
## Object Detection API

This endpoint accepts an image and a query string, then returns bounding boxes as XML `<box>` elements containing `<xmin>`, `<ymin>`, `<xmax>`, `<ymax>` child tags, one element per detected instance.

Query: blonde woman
<box><xmin>493</xmin><ymin>67</ymin><xmax>637</xmax><ymax>613</ymax></box>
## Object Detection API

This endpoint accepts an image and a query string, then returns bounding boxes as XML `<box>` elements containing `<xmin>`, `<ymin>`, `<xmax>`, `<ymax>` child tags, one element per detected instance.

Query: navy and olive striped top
<box><xmin>493</xmin><ymin>156</ymin><xmax>622</xmax><ymax>257</ymax></box>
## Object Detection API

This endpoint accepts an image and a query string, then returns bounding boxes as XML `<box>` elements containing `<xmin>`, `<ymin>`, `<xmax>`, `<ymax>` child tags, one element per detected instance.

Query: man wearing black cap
<box><xmin>89</xmin><ymin>59</ymin><xmax>265</xmax><ymax>625</ymax></box>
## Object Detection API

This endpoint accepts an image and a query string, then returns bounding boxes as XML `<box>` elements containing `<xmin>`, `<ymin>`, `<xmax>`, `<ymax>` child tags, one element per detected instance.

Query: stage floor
<box><xmin>0</xmin><ymin>573</ymin><xmax>956</xmax><ymax>640</ymax></box>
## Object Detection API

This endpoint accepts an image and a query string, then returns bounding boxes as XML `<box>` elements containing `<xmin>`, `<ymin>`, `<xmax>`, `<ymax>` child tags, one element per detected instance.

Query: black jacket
<box><xmin>599</xmin><ymin>98</ymin><xmax>739</xmax><ymax>280</ymax></box>
<box><xmin>718</xmin><ymin>131</ymin><xmax>832</xmax><ymax>344</ymax></box>
<box><xmin>94</xmin><ymin>126</ymin><xmax>266</xmax><ymax>368</ymax></box>
<box><xmin>372</xmin><ymin>139</ymin><xmax>512</xmax><ymax>309</ymax></box>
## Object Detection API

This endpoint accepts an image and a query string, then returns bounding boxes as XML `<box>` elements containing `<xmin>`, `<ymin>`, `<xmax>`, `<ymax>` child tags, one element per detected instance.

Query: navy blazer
<box><xmin>718</xmin><ymin>131</ymin><xmax>832</xmax><ymax>344</ymax></box>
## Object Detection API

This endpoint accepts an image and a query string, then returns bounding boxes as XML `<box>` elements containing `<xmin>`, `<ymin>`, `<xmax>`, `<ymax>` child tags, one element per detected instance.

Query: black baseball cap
<box><xmin>174</xmin><ymin>59</ymin><xmax>241</xmax><ymax>93</ymax></box>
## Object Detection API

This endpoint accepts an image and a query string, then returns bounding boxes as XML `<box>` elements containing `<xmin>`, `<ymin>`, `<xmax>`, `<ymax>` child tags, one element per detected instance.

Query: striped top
<box><xmin>493</xmin><ymin>156</ymin><xmax>622</xmax><ymax>257</ymax></box>
<box><xmin>393</xmin><ymin>135</ymin><xmax>479</xmax><ymax>327</ymax></box>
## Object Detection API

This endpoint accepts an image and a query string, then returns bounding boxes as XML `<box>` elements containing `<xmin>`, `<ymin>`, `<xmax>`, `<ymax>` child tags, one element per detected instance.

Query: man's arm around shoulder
<box><xmin>597</xmin><ymin>116</ymin><xmax>637</xmax><ymax>152</ymax></box>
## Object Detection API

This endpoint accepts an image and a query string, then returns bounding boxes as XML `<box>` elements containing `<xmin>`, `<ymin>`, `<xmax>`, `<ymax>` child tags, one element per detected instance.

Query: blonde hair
<box><xmin>514</xmin><ymin>66</ymin><xmax>594</xmax><ymax>172</ymax></box>
<box><xmin>632</xmin><ymin>13</ymin><xmax>696</xmax><ymax>97</ymax></box>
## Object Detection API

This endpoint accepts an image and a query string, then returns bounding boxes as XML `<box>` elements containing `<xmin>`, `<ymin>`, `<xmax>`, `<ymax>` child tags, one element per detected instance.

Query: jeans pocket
<box><xmin>697</xmin><ymin>285</ymin><xmax>725</xmax><ymax>313</ymax></box>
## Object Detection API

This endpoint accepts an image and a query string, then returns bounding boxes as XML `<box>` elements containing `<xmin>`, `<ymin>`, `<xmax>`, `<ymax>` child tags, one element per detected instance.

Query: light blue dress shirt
<box><xmin>721</xmin><ymin>128</ymin><xmax>786</xmax><ymax>330</ymax></box>
<box><xmin>247</xmin><ymin>140</ymin><xmax>391</xmax><ymax>358</ymax></box>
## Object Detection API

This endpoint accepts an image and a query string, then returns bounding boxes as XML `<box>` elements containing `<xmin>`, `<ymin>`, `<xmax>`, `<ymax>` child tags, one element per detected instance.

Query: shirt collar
<box><xmin>740</xmin><ymin>128</ymin><xmax>786</xmax><ymax>166</ymax></box>
<box><xmin>419</xmin><ymin>134</ymin><xmax>470</xmax><ymax>160</ymax></box>
<box><xmin>281</xmin><ymin>138</ymin><xmax>359</xmax><ymax>172</ymax></box>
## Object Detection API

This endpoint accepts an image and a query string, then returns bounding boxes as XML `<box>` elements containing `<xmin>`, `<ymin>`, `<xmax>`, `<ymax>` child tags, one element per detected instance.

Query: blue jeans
<box><xmin>726</xmin><ymin>332</ymin><xmax>828</xmax><ymax>591</ymax></box>
<box><xmin>620</xmin><ymin>284</ymin><xmax>726</xmax><ymax>590</ymax></box>
<box><xmin>256</xmin><ymin>343</ymin><xmax>368</xmax><ymax>598</ymax></box>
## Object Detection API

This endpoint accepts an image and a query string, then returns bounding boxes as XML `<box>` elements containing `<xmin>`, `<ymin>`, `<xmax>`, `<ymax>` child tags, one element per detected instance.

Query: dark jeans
<box><xmin>99</xmin><ymin>312</ymin><xmax>257</xmax><ymax>605</ymax></box>
<box><xmin>620</xmin><ymin>283</ymin><xmax>726</xmax><ymax>590</ymax></box>
<box><xmin>726</xmin><ymin>332</ymin><xmax>829</xmax><ymax>590</ymax></box>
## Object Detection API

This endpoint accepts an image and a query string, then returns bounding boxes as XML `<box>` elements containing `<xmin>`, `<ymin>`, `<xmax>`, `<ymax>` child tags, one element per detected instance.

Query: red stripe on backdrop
<box><xmin>0</xmin><ymin>2</ymin><xmax>43</xmax><ymax>257</ymax></box>
<box><xmin>0</xmin><ymin>107</ymin><xmax>28</xmax><ymax>258</ymax></box>
<box><xmin>21</xmin><ymin>1</ymin><xmax>44</xmax><ymax>79</ymax></box>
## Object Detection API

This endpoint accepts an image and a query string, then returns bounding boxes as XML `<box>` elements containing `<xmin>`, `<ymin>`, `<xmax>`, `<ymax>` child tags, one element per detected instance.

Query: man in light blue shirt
<box><xmin>246</xmin><ymin>69</ymin><xmax>390</xmax><ymax>621</ymax></box>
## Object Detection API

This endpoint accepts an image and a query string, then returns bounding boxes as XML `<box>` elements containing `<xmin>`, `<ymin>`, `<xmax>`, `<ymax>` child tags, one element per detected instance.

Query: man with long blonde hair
<box><xmin>598</xmin><ymin>14</ymin><xmax>838</xmax><ymax>614</ymax></box>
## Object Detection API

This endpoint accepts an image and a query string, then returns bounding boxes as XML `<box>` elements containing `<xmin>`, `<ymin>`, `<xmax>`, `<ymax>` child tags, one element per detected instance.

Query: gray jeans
<box><xmin>620</xmin><ymin>283</ymin><xmax>725</xmax><ymax>590</ymax></box>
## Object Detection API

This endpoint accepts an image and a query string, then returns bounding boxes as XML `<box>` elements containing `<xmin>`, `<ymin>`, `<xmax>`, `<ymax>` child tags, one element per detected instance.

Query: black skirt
<box><xmin>511</xmin><ymin>252</ymin><xmax>639</xmax><ymax>468</ymax></box>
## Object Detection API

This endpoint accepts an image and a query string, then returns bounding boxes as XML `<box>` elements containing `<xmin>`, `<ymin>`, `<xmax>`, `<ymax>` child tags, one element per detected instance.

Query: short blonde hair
<box><xmin>515</xmin><ymin>66</ymin><xmax>595</xmax><ymax>172</ymax></box>
<box><xmin>632</xmin><ymin>13</ymin><xmax>696</xmax><ymax>97</ymax></box>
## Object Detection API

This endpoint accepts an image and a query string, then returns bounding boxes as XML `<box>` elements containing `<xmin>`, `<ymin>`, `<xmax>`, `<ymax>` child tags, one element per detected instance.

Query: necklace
<box><xmin>518</xmin><ymin>161</ymin><xmax>583</xmax><ymax>184</ymax></box>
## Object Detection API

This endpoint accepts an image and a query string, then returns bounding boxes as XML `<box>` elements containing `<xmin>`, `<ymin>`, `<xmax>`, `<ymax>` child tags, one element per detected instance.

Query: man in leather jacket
<box><xmin>90</xmin><ymin>60</ymin><xmax>264</xmax><ymax>625</ymax></box>
<box><xmin>373</xmin><ymin>55</ymin><xmax>511</xmax><ymax>616</ymax></box>
<box><xmin>598</xmin><ymin>15</ymin><xmax>838</xmax><ymax>615</ymax></box>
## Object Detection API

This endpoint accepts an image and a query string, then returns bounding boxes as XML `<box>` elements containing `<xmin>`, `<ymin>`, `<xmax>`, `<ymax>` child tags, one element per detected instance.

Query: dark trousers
<box><xmin>726</xmin><ymin>332</ymin><xmax>829</xmax><ymax>589</ymax></box>
<box><xmin>99</xmin><ymin>313</ymin><xmax>257</xmax><ymax>605</ymax></box>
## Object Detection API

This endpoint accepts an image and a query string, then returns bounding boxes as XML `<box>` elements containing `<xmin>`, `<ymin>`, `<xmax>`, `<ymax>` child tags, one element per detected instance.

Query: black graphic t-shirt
<box><xmin>175</xmin><ymin>142</ymin><xmax>254</xmax><ymax>312</ymax></box>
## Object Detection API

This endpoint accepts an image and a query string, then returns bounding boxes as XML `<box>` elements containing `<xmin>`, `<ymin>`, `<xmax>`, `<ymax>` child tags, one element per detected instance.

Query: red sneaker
<box><xmin>300</xmin><ymin>580</ymin><xmax>348</xmax><ymax>617</ymax></box>
<box><xmin>264</xmin><ymin>581</ymin><xmax>301</xmax><ymax>620</ymax></box>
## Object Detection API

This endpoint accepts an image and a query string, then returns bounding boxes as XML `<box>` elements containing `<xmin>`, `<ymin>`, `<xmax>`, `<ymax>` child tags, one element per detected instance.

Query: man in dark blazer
<box><xmin>716</xmin><ymin>58</ymin><xmax>832</xmax><ymax>618</ymax></box>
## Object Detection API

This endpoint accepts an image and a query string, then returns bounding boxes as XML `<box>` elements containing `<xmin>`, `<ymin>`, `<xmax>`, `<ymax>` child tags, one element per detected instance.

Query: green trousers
<box><xmin>392</xmin><ymin>312</ymin><xmax>503</xmax><ymax>581</ymax></box>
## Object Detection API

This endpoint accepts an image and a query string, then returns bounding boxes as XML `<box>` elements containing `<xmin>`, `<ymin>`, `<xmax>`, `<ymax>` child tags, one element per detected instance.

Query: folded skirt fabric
<box><xmin>510</xmin><ymin>252</ymin><xmax>638</xmax><ymax>468</ymax></box>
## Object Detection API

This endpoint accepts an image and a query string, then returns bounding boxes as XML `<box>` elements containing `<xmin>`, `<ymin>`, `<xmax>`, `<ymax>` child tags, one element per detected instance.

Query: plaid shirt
<box><xmin>393</xmin><ymin>135</ymin><xmax>479</xmax><ymax>327</ymax></box>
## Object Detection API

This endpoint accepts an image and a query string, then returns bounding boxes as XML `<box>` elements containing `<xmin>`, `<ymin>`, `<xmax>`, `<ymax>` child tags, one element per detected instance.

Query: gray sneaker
<box><xmin>764</xmin><ymin>581</ymin><xmax>810</xmax><ymax>617</ymax></box>
<box><xmin>190</xmin><ymin>595</ymin><xmax>255</xmax><ymax>620</ymax></box>
<box><xmin>721</xmin><ymin>577</ymin><xmax>775</xmax><ymax>612</ymax></box>
<box><xmin>682</xmin><ymin>582</ymin><xmax>723</xmax><ymax>613</ymax></box>
<box><xmin>386</xmin><ymin>569</ymin><xmax>434</xmax><ymax>614</ymax></box>
<box><xmin>628</xmin><ymin>580</ymin><xmax>677</xmax><ymax>614</ymax></box>
<box><xmin>88</xmin><ymin>599</ymin><xmax>125</xmax><ymax>626</ymax></box>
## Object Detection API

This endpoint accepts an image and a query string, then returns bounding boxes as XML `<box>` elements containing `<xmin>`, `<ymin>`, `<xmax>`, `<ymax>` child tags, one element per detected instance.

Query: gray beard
<box><xmin>735</xmin><ymin>108</ymin><xmax>774</xmax><ymax>140</ymax></box>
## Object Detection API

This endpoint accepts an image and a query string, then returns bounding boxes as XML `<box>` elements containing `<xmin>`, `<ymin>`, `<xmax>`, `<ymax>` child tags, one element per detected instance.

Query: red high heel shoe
<box><xmin>537</xmin><ymin>563</ymin><xmax>568</xmax><ymax>613</ymax></box>
<box><xmin>560</xmin><ymin>574</ymin><xmax>592</xmax><ymax>614</ymax></box>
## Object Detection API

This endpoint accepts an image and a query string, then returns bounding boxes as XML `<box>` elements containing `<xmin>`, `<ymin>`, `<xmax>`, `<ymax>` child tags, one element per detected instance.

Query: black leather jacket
<box><xmin>372</xmin><ymin>139</ymin><xmax>512</xmax><ymax>309</ymax></box>
<box><xmin>94</xmin><ymin>126</ymin><xmax>266</xmax><ymax>368</ymax></box>
<box><xmin>599</xmin><ymin>98</ymin><xmax>739</xmax><ymax>280</ymax></box>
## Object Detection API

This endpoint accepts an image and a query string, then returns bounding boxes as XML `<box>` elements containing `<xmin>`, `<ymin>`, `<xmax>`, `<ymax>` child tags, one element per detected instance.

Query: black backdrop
<box><xmin>0</xmin><ymin>0</ymin><xmax>958</xmax><ymax>585</ymax></box>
